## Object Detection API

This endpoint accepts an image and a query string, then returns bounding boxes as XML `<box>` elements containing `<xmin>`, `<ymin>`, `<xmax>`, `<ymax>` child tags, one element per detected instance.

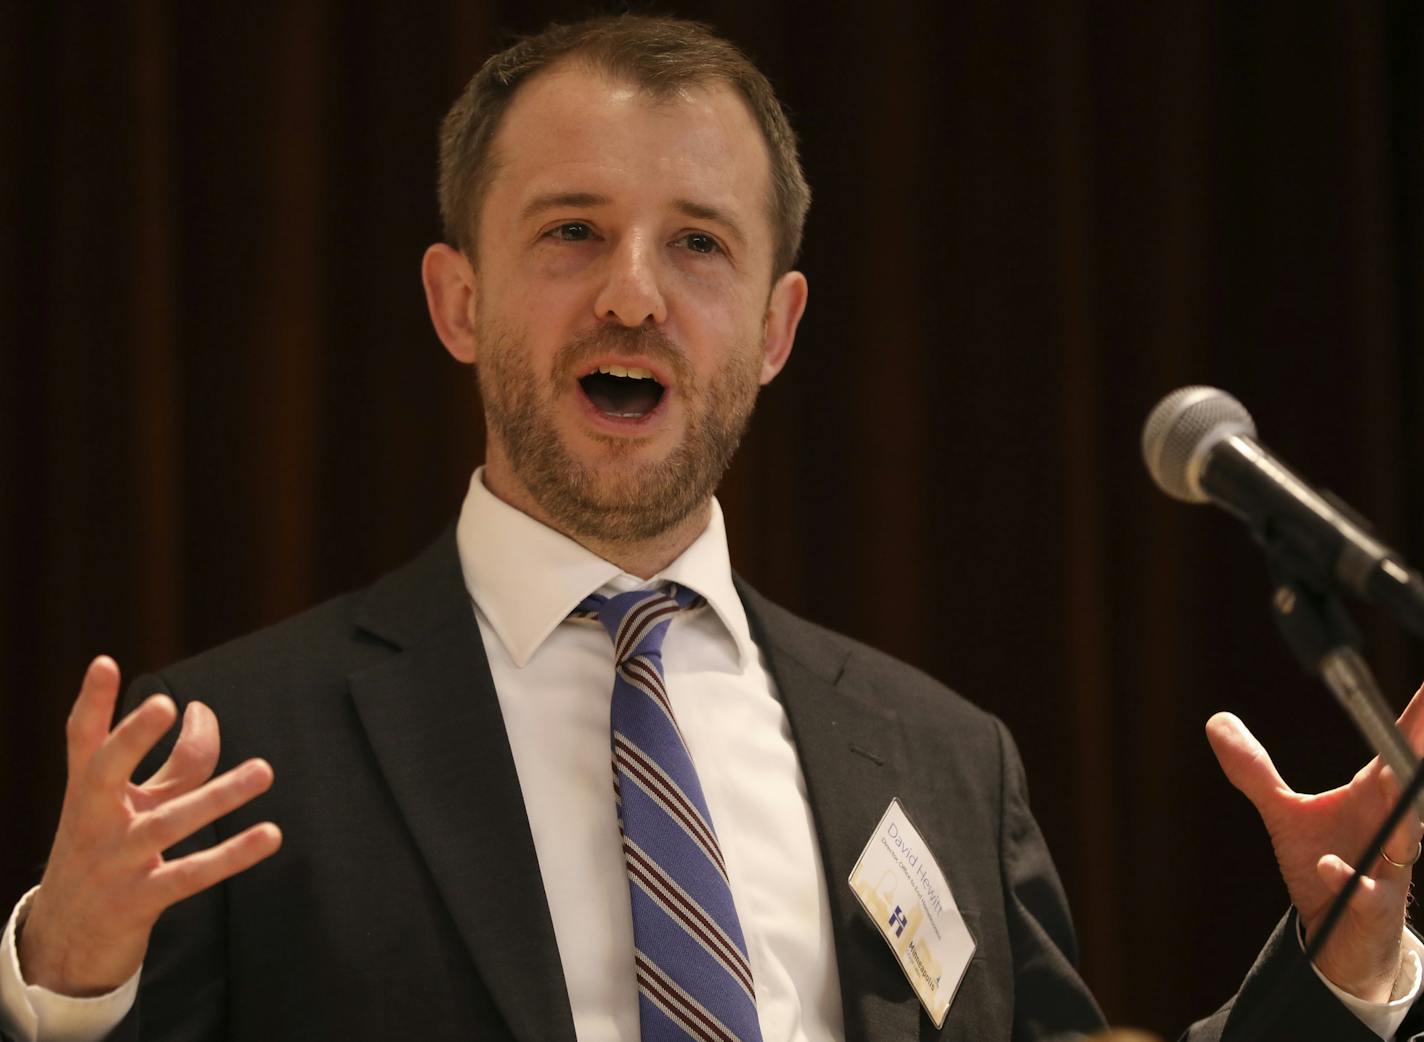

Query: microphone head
<box><xmin>1142</xmin><ymin>386</ymin><xmax>1257</xmax><ymax>503</ymax></box>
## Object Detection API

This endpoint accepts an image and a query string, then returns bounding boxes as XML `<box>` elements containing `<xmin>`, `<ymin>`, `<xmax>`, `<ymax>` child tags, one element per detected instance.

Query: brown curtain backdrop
<box><xmin>3</xmin><ymin>0</ymin><xmax>1421</xmax><ymax>1032</ymax></box>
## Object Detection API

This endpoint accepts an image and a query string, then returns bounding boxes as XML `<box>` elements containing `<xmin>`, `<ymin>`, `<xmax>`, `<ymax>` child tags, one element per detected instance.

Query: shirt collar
<box><xmin>455</xmin><ymin>467</ymin><xmax>755</xmax><ymax>669</ymax></box>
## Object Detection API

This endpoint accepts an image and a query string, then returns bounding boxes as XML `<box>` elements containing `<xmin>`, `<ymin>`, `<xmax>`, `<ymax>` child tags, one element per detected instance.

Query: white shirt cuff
<box><xmin>1300</xmin><ymin>915</ymin><xmax>1423</xmax><ymax>1040</ymax></box>
<box><xmin>0</xmin><ymin>887</ymin><xmax>138</xmax><ymax>1042</ymax></box>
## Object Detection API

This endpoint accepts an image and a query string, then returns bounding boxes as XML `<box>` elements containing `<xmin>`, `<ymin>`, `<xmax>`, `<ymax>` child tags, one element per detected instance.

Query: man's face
<box><xmin>465</xmin><ymin>63</ymin><xmax>797</xmax><ymax>547</ymax></box>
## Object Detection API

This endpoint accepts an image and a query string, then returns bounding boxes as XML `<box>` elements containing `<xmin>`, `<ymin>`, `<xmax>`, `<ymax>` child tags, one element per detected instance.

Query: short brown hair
<box><xmin>437</xmin><ymin>14</ymin><xmax>811</xmax><ymax>278</ymax></box>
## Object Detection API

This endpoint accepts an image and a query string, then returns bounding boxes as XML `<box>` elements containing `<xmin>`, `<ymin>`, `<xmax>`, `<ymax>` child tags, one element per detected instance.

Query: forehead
<box><xmin>483</xmin><ymin>62</ymin><xmax>772</xmax><ymax>235</ymax></box>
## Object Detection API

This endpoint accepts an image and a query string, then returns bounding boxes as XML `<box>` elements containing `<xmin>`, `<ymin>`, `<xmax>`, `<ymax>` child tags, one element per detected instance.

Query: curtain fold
<box><xmin>3</xmin><ymin>1</ymin><xmax>1420</xmax><ymax>1030</ymax></box>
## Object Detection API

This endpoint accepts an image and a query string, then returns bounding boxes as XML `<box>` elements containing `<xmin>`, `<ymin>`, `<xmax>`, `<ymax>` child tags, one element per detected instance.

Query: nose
<box><xmin>593</xmin><ymin>233</ymin><xmax>667</xmax><ymax>327</ymax></box>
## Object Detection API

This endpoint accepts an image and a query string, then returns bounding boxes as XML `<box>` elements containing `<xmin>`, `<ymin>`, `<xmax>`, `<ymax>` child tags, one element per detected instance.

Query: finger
<box><xmin>1377</xmin><ymin>764</ymin><xmax>1424</xmax><ymax>837</ymax></box>
<box><xmin>86</xmin><ymin>694</ymin><xmax>179</xmax><ymax>791</ymax></box>
<box><xmin>1205</xmin><ymin>712</ymin><xmax>1292</xmax><ymax>812</ymax></box>
<box><xmin>153</xmin><ymin>822</ymin><xmax>283</xmax><ymax>906</ymax></box>
<box><xmin>142</xmin><ymin>702</ymin><xmax>221</xmax><ymax>797</ymax></box>
<box><xmin>1310</xmin><ymin>855</ymin><xmax>1407</xmax><ymax>1000</ymax></box>
<box><xmin>1316</xmin><ymin>855</ymin><xmax>1401</xmax><ymax>926</ymax></box>
<box><xmin>65</xmin><ymin>656</ymin><xmax>123</xmax><ymax>773</ymax></box>
<box><xmin>1399</xmin><ymin>681</ymin><xmax>1424</xmax><ymax>751</ymax></box>
<box><xmin>1376</xmin><ymin>766</ymin><xmax>1424</xmax><ymax>871</ymax></box>
<box><xmin>1317</xmin><ymin>855</ymin><xmax>1384</xmax><ymax>913</ymax></box>
<box><xmin>136</xmin><ymin>759</ymin><xmax>274</xmax><ymax>853</ymax></box>
<box><xmin>1375</xmin><ymin>840</ymin><xmax>1422</xmax><ymax>877</ymax></box>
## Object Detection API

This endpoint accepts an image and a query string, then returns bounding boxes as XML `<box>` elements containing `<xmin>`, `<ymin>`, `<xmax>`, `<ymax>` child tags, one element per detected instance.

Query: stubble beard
<box><xmin>476</xmin><ymin>315</ymin><xmax>763</xmax><ymax>546</ymax></box>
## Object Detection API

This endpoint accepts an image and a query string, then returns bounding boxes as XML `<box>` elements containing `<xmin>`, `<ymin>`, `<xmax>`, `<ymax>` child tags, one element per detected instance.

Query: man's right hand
<box><xmin>17</xmin><ymin>656</ymin><xmax>282</xmax><ymax>996</ymax></box>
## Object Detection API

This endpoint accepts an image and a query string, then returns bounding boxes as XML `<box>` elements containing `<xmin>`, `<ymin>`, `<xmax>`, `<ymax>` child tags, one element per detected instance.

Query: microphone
<box><xmin>1139</xmin><ymin>390</ymin><xmax>1424</xmax><ymax>634</ymax></box>
<box><xmin>1144</xmin><ymin>385</ymin><xmax>1424</xmax><ymax>826</ymax></box>
<box><xmin>1141</xmin><ymin>386</ymin><xmax>1424</xmax><ymax>636</ymax></box>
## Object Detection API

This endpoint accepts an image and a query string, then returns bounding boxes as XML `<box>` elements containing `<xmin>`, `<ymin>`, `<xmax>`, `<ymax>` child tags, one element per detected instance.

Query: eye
<box><xmin>677</xmin><ymin>232</ymin><xmax>722</xmax><ymax>256</ymax></box>
<box><xmin>548</xmin><ymin>222</ymin><xmax>594</xmax><ymax>242</ymax></box>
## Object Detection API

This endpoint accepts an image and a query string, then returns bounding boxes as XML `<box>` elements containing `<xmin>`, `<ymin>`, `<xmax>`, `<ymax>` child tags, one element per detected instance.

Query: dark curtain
<box><xmin>3</xmin><ymin>0</ymin><xmax>1421</xmax><ymax>1032</ymax></box>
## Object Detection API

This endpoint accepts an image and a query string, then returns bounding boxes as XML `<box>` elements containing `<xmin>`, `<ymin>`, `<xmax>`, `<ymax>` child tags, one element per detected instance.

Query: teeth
<box><xmin>595</xmin><ymin>365</ymin><xmax>655</xmax><ymax>380</ymax></box>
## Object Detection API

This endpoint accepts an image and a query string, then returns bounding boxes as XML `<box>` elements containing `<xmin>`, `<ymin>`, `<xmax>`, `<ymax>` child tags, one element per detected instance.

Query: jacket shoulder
<box><xmin>735</xmin><ymin>576</ymin><xmax>1003</xmax><ymax>737</ymax></box>
<box><xmin>137</xmin><ymin>528</ymin><xmax>465</xmax><ymax>709</ymax></box>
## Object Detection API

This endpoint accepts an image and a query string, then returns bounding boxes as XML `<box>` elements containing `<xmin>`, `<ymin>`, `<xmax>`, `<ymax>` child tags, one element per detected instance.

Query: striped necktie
<box><xmin>574</xmin><ymin>585</ymin><xmax>763</xmax><ymax>1042</ymax></box>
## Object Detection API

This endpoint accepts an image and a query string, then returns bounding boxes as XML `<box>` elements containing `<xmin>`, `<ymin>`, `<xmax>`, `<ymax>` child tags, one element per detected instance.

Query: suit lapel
<box><xmin>338</xmin><ymin>533</ymin><xmax>934</xmax><ymax>1042</ymax></box>
<box><xmin>348</xmin><ymin>532</ymin><xmax>577</xmax><ymax>1042</ymax></box>
<box><xmin>737</xmin><ymin>579</ymin><xmax>926</xmax><ymax>1042</ymax></box>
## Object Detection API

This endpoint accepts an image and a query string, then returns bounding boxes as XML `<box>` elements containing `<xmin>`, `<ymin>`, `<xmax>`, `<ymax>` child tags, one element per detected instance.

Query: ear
<box><xmin>422</xmin><ymin>243</ymin><xmax>479</xmax><ymax>364</ymax></box>
<box><xmin>758</xmin><ymin>270</ymin><xmax>808</xmax><ymax>385</ymax></box>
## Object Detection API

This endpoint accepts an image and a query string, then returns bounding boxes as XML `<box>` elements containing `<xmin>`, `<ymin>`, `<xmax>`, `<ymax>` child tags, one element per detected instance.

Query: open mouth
<box><xmin>578</xmin><ymin>365</ymin><xmax>666</xmax><ymax>420</ymax></box>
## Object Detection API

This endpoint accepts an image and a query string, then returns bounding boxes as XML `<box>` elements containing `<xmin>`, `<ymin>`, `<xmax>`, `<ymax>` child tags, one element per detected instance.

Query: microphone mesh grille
<box><xmin>1141</xmin><ymin>386</ymin><xmax>1256</xmax><ymax>503</ymax></box>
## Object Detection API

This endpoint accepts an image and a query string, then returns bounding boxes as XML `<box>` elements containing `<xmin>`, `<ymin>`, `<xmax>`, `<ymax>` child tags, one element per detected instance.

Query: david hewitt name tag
<box><xmin>848</xmin><ymin>798</ymin><xmax>976</xmax><ymax>1029</ymax></box>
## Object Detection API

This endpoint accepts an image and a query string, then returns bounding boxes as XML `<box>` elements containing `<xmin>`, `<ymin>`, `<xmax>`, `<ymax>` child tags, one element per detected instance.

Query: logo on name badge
<box><xmin>849</xmin><ymin>798</ymin><xmax>976</xmax><ymax>1029</ymax></box>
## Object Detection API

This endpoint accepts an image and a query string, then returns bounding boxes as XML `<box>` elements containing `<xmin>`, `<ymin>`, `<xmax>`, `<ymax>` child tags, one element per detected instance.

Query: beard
<box><xmin>475</xmin><ymin>314</ymin><xmax>763</xmax><ymax>546</ymax></box>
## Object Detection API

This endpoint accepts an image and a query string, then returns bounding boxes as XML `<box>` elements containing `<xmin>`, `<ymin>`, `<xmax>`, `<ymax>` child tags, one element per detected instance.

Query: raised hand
<box><xmin>18</xmin><ymin>656</ymin><xmax>282</xmax><ymax>996</ymax></box>
<box><xmin>1206</xmin><ymin>684</ymin><xmax>1424</xmax><ymax>1002</ymax></box>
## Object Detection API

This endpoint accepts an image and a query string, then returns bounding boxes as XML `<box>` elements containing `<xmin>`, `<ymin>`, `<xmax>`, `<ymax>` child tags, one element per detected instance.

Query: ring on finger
<box><xmin>1382</xmin><ymin>840</ymin><xmax>1423</xmax><ymax>870</ymax></box>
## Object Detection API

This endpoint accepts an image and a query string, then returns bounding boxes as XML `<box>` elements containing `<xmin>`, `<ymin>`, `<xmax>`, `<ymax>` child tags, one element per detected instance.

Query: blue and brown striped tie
<box><xmin>575</xmin><ymin>585</ymin><xmax>763</xmax><ymax>1042</ymax></box>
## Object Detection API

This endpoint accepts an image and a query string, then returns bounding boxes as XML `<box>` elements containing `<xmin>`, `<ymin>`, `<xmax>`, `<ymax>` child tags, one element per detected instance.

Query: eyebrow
<box><xmin>518</xmin><ymin>191</ymin><xmax>749</xmax><ymax>248</ymax></box>
<box><xmin>672</xmin><ymin>198</ymin><xmax>748</xmax><ymax>249</ymax></box>
<box><xmin>518</xmin><ymin>191</ymin><xmax>611</xmax><ymax>224</ymax></box>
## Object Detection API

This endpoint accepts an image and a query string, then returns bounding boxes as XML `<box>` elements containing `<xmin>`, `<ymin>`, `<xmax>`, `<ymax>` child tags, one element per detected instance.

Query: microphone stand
<box><xmin>1266</xmin><ymin>561</ymin><xmax>1424</xmax><ymax>819</ymax></box>
<box><xmin>1237</xmin><ymin>548</ymin><xmax>1424</xmax><ymax>1040</ymax></box>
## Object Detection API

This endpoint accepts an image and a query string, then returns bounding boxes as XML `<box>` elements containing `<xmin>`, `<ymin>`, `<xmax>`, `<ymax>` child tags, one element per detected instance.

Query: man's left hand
<box><xmin>1207</xmin><ymin>683</ymin><xmax>1424</xmax><ymax>1003</ymax></box>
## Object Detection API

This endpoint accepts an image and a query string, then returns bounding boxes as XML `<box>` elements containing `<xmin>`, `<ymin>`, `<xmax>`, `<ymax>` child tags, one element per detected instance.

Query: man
<box><xmin>2</xmin><ymin>14</ymin><xmax>1422</xmax><ymax>1041</ymax></box>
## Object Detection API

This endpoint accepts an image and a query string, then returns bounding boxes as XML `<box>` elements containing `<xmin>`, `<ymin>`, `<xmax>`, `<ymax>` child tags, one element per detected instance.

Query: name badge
<box><xmin>848</xmin><ymin>798</ymin><xmax>976</xmax><ymax>1028</ymax></box>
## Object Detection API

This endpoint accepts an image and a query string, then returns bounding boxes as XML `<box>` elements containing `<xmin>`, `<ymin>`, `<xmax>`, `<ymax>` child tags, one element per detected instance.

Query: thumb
<box><xmin>1206</xmin><ymin>712</ymin><xmax>1291</xmax><ymax>813</ymax></box>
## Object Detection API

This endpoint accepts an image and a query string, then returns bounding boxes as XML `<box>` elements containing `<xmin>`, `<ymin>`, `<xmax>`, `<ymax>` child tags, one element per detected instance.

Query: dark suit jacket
<box><xmin>79</xmin><ymin>531</ymin><xmax>1410</xmax><ymax>1040</ymax></box>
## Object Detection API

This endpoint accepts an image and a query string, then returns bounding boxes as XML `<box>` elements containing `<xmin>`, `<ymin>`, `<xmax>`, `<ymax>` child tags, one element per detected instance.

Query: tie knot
<box><xmin>574</xmin><ymin>584</ymin><xmax>700</xmax><ymax>665</ymax></box>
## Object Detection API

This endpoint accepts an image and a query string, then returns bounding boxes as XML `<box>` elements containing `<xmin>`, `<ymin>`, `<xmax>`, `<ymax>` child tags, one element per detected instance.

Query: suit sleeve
<box><xmin>1177</xmin><ymin>909</ymin><xmax>1408</xmax><ymax>1041</ymax></box>
<box><xmin>101</xmin><ymin>672</ymin><xmax>228</xmax><ymax>1042</ymax></box>
<box><xmin>993</xmin><ymin>718</ymin><xmax>1107</xmax><ymax>1041</ymax></box>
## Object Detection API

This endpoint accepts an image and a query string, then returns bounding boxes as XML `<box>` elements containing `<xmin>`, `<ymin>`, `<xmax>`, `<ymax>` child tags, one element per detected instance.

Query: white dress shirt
<box><xmin>454</xmin><ymin>470</ymin><xmax>845</xmax><ymax>1041</ymax></box>
<box><xmin>0</xmin><ymin>469</ymin><xmax>1418</xmax><ymax>1040</ymax></box>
